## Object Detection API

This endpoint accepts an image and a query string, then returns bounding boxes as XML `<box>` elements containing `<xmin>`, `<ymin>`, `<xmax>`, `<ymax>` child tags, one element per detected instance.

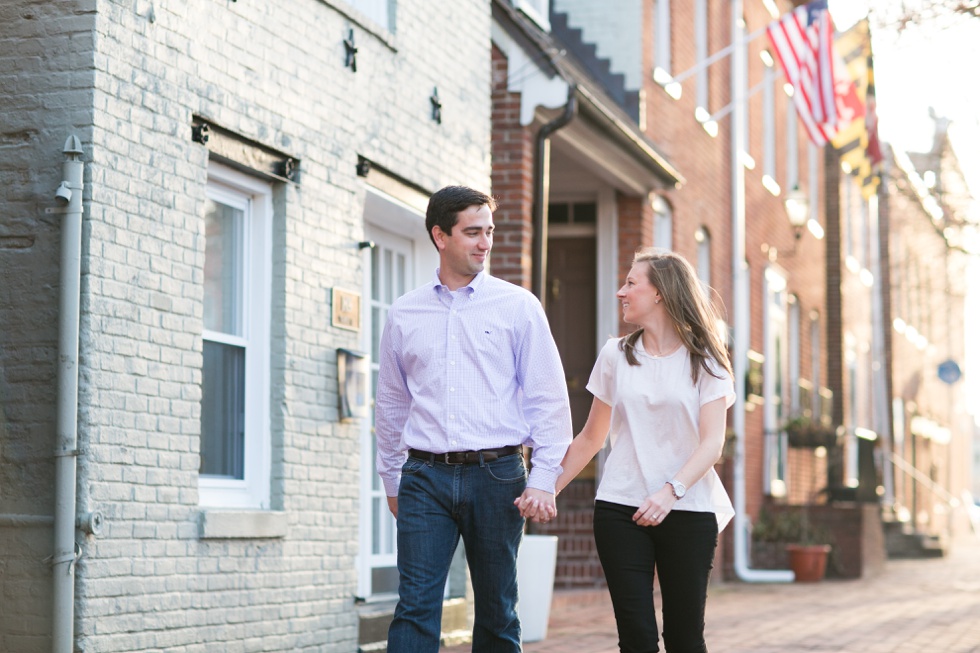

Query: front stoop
<box><xmin>884</xmin><ymin>520</ymin><xmax>947</xmax><ymax>559</ymax></box>
<box><xmin>357</xmin><ymin>597</ymin><xmax>471</xmax><ymax>653</ymax></box>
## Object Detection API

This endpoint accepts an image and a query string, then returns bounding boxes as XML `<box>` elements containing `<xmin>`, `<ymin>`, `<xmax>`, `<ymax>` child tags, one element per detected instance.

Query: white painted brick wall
<box><xmin>2</xmin><ymin>0</ymin><xmax>492</xmax><ymax>651</ymax></box>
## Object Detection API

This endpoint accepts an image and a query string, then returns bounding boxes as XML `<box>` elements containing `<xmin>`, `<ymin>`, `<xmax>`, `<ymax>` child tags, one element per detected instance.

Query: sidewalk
<box><xmin>441</xmin><ymin>535</ymin><xmax>980</xmax><ymax>653</ymax></box>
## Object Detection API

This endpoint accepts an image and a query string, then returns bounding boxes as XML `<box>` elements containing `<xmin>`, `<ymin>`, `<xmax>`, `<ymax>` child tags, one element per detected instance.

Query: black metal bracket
<box><xmin>356</xmin><ymin>155</ymin><xmax>371</xmax><ymax>177</ymax></box>
<box><xmin>344</xmin><ymin>28</ymin><xmax>358</xmax><ymax>72</ymax></box>
<box><xmin>192</xmin><ymin>123</ymin><xmax>210</xmax><ymax>145</ymax></box>
<box><xmin>430</xmin><ymin>87</ymin><xmax>442</xmax><ymax>124</ymax></box>
<box><xmin>278</xmin><ymin>158</ymin><xmax>297</xmax><ymax>181</ymax></box>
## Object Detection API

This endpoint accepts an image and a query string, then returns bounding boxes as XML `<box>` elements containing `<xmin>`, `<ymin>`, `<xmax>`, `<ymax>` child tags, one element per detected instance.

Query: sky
<box><xmin>827</xmin><ymin>0</ymin><xmax>980</xmax><ymax>424</ymax></box>
<box><xmin>829</xmin><ymin>0</ymin><xmax>980</xmax><ymax>195</ymax></box>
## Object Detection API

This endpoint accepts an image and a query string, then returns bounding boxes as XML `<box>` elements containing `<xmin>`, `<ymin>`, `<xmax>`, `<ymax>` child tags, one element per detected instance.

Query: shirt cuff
<box><xmin>527</xmin><ymin>465</ymin><xmax>562</xmax><ymax>495</ymax></box>
<box><xmin>381</xmin><ymin>474</ymin><xmax>400</xmax><ymax>498</ymax></box>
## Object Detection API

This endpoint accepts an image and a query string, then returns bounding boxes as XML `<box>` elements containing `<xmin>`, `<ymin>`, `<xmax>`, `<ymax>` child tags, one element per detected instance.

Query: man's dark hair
<box><xmin>425</xmin><ymin>185</ymin><xmax>497</xmax><ymax>248</ymax></box>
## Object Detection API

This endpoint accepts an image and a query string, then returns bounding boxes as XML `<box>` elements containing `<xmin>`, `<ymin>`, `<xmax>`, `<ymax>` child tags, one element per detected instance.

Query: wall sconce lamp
<box><xmin>337</xmin><ymin>348</ymin><xmax>368</xmax><ymax>422</ymax></box>
<box><xmin>784</xmin><ymin>185</ymin><xmax>809</xmax><ymax>241</ymax></box>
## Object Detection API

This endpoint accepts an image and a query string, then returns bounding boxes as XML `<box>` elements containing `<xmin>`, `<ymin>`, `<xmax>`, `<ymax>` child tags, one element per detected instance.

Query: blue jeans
<box><xmin>388</xmin><ymin>452</ymin><xmax>527</xmax><ymax>653</ymax></box>
<box><xmin>594</xmin><ymin>501</ymin><xmax>718</xmax><ymax>653</ymax></box>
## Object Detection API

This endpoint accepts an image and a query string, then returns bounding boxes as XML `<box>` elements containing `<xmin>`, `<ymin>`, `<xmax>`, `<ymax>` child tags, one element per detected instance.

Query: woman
<box><xmin>525</xmin><ymin>248</ymin><xmax>735</xmax><ymax>653</ymax></box>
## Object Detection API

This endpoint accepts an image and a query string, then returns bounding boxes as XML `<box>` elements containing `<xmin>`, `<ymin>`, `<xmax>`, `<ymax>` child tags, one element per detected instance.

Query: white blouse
<box><xmin>587</xmin><ymin>337</ymin><xmax>736</xmax><ymax>532</ymax></box>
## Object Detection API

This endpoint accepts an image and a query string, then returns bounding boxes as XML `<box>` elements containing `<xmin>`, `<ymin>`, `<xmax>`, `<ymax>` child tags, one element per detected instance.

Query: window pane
<box><xmin>371</xmin><ymin>246</ymin><xmax>380</xmax><ymax>301</ymax></box>
<box><xmin>372</xmin><ymin>566</ymin><xmax>399</xmax><ymax>595</ymax></box>
<box><xmin>547</xmin><ymin>203</ymin><xmax>568</xmax><ymax>224</ymax></box>
<box><xmin>396</xmin><ymin>254</ymin><xmax>406</xmax><ymax>297</ymax></box>
<box><xmin>572</xmin><ymin>202</ymin><xmax>597</xmax><ymax>224</ymax></box>
<box><xmin>372</xmin><ymin>307</ymin><xmax>382</xmax><ymax>361</ymax></box>
<box><xmin>204</xmin><ymin>199</ymin><xmax>244</xmax><ymax>335</ymax></box>
<box><xmin>201</xmin><ymin>340</ymin><xmax>245</xmax><ymax>478</ymax></box>
<box><xmin>384</xmin><ymin>249</ymin><xmax>394</xmax><ymax>304</ymax></box>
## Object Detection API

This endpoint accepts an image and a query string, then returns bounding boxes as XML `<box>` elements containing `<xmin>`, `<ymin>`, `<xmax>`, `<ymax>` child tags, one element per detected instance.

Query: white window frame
<box><xmin>515</xmin><ymin>0</ymin><xmax>551</xmax><ymax>31</ymax></box>
<box><xmin>695</xmin><ymin>226</ymin><xmax>711</xmax><ymax>288</ymax></box>
<box><xmin>654</xmin><ymin>0</ymin><xmax>672</xmax><ymax>78</ymax></box>
<box><xmin>786</xmin><ymin>97</ymin><xmax>799</xmax><ymax>189</ymax></box>
<box><xmin>808</xmin><ymin>143</ymin><xmax>819</xmax><ymax>227</ymax></box>
<box><xmin>763</xmin><ymin>266</ymin><xmax>788</xmax><ymax>498</ymax></box>
<box><xmin>762</xmin><ymin>63</ymin><xmax>778</xmax><ymax>194</ymax></box>
<box><xmin>347</xmin><ymin>0</ymin><xmax>390</xmax><ymax>31</ymax></box>
<box><xmin>695</xmin><ymin>0</ymin><xmax>709</xmax><ymax>114</ymax></box>
<box><xmin>809</xmin><ymin>311</ymin><xmax>821</xmax><ymax>419</ymax></box>
<box><xmin>788</xmin><ymin>295</ymin><xmax>801</xmax><ymax>414</ymax></box>
<box><xmin>199</xmin><ymin>164</ymin><xmax>273</xmax><ymax>510</ymax></box>
<box><xmin>652</xmin><ymin>194</ymin><xmax>672</xmax><ymax>250</ymax></box>
<box><xmin>357</xmin><ymin>186</ymin><xmax>436</xmax><ymax>599</ymax></box>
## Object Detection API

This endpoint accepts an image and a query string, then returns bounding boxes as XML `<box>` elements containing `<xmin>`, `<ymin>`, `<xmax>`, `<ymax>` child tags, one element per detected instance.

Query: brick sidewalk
<box><xmin>441</xmin><ymin>535</ymin><xmax>980</xmax><ymax>653</ymax></box>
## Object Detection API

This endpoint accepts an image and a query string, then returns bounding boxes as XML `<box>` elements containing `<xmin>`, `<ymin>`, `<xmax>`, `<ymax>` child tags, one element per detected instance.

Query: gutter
<box><xmin>52</xmin><ymin>134</ymin><xmax>85</xmax><ymax>653</ymax></box>
<box><xmin>729</xmin><ymin>1</ymin><xmax>793</xmax><ymax>583</ymax></box>
<box><xmin>531</xmin><ymin>83</ymin><xmax>578</xmax><ymax>305</ymax></box>
<box><xmin>574</xmin><ymin>84</ymin><xmax>683</xmax><ymax>187</ymax></box>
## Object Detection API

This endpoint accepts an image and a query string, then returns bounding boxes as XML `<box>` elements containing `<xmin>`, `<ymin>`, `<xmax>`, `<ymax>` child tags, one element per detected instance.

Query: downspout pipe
<box><xmin>532</xmin><ymin>83</ymin><xmax>577</xmax><ymax>305</ymax></box>
<box><xmin>729</xmin><ymin>2</ymin><xmax>793</xmax><ymax>583</ymax></box>
<box><xmin>53</xmin><ymin>134</ymin><xmax>84</xmax><ymax>653</ymax></box>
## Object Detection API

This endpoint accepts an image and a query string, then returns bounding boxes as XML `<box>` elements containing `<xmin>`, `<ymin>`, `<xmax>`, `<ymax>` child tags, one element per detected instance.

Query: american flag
<box><xmin>767</xmin><ymin>0</ymin><xmax>839</xmax><ymax>145</ymax></box>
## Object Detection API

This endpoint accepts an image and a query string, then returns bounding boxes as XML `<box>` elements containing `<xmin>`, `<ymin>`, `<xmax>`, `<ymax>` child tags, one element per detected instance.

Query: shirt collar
<box><xmin>433</xmin><ymin>268</ymin><xmax>486</xmax><ymax>295</ymax></box>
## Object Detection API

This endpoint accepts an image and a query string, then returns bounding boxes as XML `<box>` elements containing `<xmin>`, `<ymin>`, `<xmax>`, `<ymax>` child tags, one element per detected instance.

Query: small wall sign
<box><xmin>332</xmin><ymin>288</ymin><xmax>361</xmax><ymax>332</ymax></box>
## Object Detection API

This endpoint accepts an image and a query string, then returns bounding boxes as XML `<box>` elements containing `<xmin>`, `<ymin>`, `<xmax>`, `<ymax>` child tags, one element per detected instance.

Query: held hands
<box><xmin>632</xmin><ymin>485</ymin><xmax>677</xmax><ymax>527</ymax></box>
<box><xmin>513</xmin><ymin>487</ymin><xmax>558</xmax><ymax>523</ymax></box>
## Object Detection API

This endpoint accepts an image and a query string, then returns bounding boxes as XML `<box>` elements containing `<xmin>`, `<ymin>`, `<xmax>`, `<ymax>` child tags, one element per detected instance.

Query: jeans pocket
<box><xmin>482</xmin><ymin>454</ymin><xmax>527</xmax><ymax>483</ymax></box>
<box><xmin>401</xmin><ymin>458</ymin><xmax>427</xmax><ymax>476</ymax></box>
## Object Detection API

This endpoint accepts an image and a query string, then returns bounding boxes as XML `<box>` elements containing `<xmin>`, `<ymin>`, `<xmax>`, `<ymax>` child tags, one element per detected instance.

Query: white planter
<box><xmin>516</xmin><ymin>534</ymin><xmax>558</xmax><ymax>642</ymax></box>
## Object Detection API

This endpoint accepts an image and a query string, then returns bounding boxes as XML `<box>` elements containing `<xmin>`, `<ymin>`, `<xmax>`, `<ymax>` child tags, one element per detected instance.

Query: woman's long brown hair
<box><xmin>619</xmin><ymin>248</ymin><xmax>734</xmax><ymax>384</ymax></box>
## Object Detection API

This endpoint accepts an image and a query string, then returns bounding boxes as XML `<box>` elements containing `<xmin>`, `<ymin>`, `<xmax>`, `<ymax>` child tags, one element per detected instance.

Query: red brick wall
<box><xmin>490</xmin><ymin>44</ymin><xmax>535</xmax><ymax>290</ymax></box>
<box><xmin>640</xmin><ymin>0</ymin><xmax>829</xmax><ymax>577</ymax></box>
<box><xmin>531</xmin><ymin>479</ymin><xmax>606</xmax><ymax>589</ymax></box>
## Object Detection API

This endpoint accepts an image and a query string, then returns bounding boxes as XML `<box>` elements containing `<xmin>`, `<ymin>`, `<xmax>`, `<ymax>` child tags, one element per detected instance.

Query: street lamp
<box><xmin>784</xmin><ymin>185</ymin><xmax>809</xmax><ymax>240</ymax></box>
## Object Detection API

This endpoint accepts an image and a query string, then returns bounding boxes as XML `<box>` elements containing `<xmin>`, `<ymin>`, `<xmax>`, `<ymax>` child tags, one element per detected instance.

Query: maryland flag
<box><xmin>830</xmin><ymin>19</ymin><xmax>883</xmax><ymax>199</ymax></box>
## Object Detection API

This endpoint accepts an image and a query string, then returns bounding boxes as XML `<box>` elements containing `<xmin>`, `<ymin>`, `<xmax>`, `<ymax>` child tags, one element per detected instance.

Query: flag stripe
<box><xmin>767</xmin><ymin>1</ymin><xmax>839</xmax><ymax>146</ymax></box>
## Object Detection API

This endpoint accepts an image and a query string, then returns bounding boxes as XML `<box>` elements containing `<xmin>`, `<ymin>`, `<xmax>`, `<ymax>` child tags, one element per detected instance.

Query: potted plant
<box><xmin>752</xmin><ymin>507</ymin><xmax>833</xmax><ymax>582</ymax></box>
<box><xmin>783</xmin><ymin>417</ymin><xmax>841</xmax><ymax>449</ymax></box>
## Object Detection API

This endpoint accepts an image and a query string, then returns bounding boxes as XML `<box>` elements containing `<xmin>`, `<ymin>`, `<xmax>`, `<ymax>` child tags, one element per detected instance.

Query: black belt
<box><xmin>408</xmin><ymin>445</ymin><xmax>523</xmax><ymax>465</ymax></box>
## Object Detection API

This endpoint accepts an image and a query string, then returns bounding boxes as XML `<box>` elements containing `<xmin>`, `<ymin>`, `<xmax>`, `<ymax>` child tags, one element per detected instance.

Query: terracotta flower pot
<box><xmin>786</xmin><ymin>544</ymin><xmax>831</xmax><ymax>582</ymax></box>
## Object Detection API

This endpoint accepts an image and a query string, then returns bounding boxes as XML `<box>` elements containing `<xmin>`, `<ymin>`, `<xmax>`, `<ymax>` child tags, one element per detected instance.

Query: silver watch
<box><xmin>667</xmin><ymin>480</ymin><xmax>686</xmax><ymax>499</ymax></box>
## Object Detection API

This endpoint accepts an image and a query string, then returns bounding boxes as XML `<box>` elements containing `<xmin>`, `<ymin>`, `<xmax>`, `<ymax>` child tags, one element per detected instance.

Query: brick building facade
<box><xmin>1</xmin><ymin>1</ymin><xmax>492</xmax><ymax>651</ymax></box>
<box><xmin>3</xmin><ymin>0</ymin><xmax>971</xmax><ymax>650</ymax></box>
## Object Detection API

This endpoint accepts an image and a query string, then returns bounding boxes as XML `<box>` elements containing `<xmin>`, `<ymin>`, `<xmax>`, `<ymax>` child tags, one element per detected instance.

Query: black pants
<box><xmin>593</xmin><ymin>500</ymin><xmax>718</xmax><ymax>653</ymax></box>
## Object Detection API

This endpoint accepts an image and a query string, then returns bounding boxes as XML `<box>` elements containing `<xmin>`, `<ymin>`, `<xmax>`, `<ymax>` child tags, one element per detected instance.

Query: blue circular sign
<box><xmin>938</xmin><ymin>359</ymin><xmax>961</xmax><ymax>385</ymax></box>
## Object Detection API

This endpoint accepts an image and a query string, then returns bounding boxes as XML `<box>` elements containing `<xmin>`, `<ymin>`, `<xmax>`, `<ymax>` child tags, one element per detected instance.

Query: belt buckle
<box><xmin>444</xmin><ymin>452</ymin><xmax>463</xmax><ymax>465</ymax></box>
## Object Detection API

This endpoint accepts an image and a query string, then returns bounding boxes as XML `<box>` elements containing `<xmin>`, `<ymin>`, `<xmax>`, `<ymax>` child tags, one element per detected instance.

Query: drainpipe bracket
<box><xmin>46</xmin><ymin>542</ymin><xmax>82</xmax><ymax>572</ymax></box>
<box><xmin>77</xmin><ymin>511</ymin><xmax>105</xmax><ymax>536</ymax></box>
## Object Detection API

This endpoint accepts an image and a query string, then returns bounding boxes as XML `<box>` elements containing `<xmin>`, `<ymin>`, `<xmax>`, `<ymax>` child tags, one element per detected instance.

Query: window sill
<box><xmin>198</xmin><ymin>509</ymin><xmax>288</xmax><ymax>539</ymax></box>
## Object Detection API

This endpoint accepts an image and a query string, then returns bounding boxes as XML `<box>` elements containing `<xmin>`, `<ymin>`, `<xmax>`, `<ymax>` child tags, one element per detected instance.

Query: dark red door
<box><xmin>545</xmin><ymin>236</ymin><xmax>597</xmax><ymax>434</ymax></box>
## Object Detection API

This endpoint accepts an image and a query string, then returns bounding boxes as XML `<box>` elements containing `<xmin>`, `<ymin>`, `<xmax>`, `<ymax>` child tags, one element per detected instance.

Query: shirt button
<box><xmin>450</xmin><ymin>387</ymin><xmax>455</xmax><ymax>392</ymax></box>
<box><xmin>449</xmin><ymin>361</ymin><xmax>455</xmax><ymax>366</ymax></box>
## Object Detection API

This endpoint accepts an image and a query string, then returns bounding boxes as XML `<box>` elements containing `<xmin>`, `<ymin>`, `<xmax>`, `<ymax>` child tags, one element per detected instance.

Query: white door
<box><xmin>763</xmin><ymin>266</ymin><xmax>789</xmax><ymax>498</ymax></box>
<box><xmin>357</xmin><ymin>224</ymin><xmax>414</xmax><ymax>599</ymax></box>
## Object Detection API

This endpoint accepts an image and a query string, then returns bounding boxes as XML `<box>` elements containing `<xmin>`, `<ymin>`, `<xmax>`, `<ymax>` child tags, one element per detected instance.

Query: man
<box><xmin>375</xmin><ymin>185</ymin><xmax>573</xmax><ymax>652</ymax></box>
